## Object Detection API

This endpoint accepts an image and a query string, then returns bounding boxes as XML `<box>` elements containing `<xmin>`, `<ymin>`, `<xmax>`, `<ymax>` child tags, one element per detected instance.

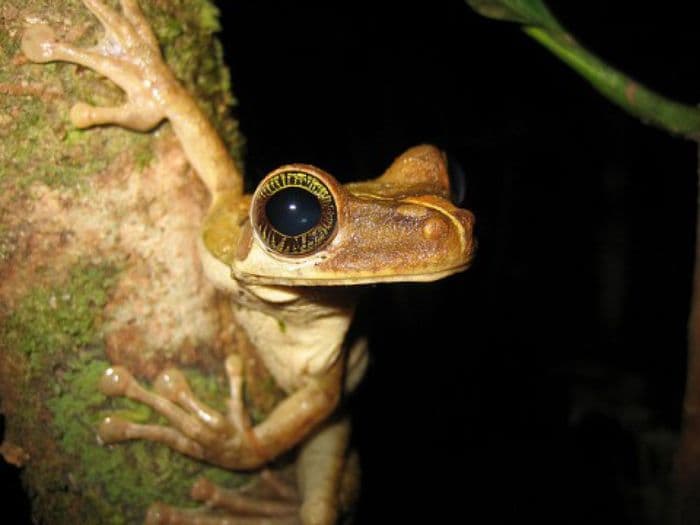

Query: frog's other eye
<box><xmin>446</xmin><ymin>152</ymin><xmax>467</xmax><ymax>206</ymax></box>
<box><xmin>251</xmin><ymin>170</ymin><xmax>338</xmax><ymax>256</ymax></box>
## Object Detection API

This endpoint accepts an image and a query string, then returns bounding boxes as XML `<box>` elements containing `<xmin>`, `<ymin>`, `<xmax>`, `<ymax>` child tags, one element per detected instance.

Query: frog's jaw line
<box><xmin>232</xmin><ymin>263</ymin><xmax>472</xmax><ymax>287</ymax></box>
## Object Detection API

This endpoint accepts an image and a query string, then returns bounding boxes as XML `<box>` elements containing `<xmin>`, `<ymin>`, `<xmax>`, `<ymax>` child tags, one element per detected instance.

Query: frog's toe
<box><xmin>21</xmin><ymin>24</ymin><xmax>59</xmax><ymax>63</ymax></box>
<box><xmin>141</xmin><ymin>476</ymin><xmax>301</xmax><ymax>525</ymax></box>
<box><xmin>98</xmin><ymin>363</ymin><xmax>231</xmax><ymax>450</ymax></box>
<box><xmin>97</xmin><ymin>415</ymin><xmax>132</xmax><ymax>444</ymax></box>
<box><xmin>69</xmin><ymin>102</ymin><xmax>123</xmax><ymax>129</ymax></box>
<box><xmin>98</xmin><ymin>415</ymin><xmax>207</xmax><ymax>459</ymax></box>
<box><xmin>153</xmin><ymin>368</ymin><xmax>190</xmax><ymax>401</ymax></box>
<box><xmin>81</xmin><ymin>0</ymin><xmax>135</xmax><ymax>44</ymax></box>
<box><xmin>153</xmin><ymin>367</ymin><xmax>232</xmax><ymax>432</ymax></box>
<box><xmin>118</xmin><ymin>0</ymin><xmax>160</xmax><ymax>50</ymax></box>
<box><xmin>70</xmin><ymin>101</ymin><xmax>163</xmax><ymax>130</ymax></box>
<box><xmin>82</xmin><ymin>0</ymin><xmax>160</xmax><ymax>55</ymax></box>
<box><xmin>191</xmin><ymin>476</ymin><xmax>299</xmax><ymax>516</ymax></box>
<box><xmin>100</xmin><ymin>365</ymin><xmax>135</xmax><ymax>396</ymax></box>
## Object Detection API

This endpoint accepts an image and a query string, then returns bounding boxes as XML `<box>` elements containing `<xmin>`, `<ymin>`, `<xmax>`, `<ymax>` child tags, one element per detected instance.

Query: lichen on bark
<box><xmin>0</xmin><ymin>1</ymin><xmax>276</xmax><ymax>523</ymax></box>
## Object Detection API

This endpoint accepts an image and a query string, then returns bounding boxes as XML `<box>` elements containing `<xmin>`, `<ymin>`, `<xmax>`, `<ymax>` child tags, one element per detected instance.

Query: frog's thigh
<box><xmin>344</xmin><ymin>337</ymin><xmax>369</xmax><ymax>393</ymax></box>
<box><xmin>296</xmin><ymin>417</ymin><xmax>354</xmax><ymax>525</ymax></box>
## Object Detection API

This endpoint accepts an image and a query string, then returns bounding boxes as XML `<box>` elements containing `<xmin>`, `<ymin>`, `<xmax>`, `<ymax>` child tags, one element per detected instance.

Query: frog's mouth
<box><xmin>231</xmin><ymin>262</ymin><xmax>473</xmax><ymax>287</ymax></box>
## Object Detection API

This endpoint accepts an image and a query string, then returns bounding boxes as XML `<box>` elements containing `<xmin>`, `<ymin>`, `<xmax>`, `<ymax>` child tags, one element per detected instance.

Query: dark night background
<box><xmin>3</xmin><ymin>1</ymin><xmax>699</xmax><ymax>523</ymax></box>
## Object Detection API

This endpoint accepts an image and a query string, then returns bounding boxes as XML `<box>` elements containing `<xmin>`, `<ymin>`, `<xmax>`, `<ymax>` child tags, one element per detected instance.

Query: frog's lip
<box><xmin>233</xmin><ymin>262</ymin><xmax>472</xmax><ymax>287</ymax></box>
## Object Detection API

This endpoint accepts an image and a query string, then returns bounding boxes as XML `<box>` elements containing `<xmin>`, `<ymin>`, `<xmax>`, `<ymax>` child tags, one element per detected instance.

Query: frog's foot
<box><xmin>144</xmin><ymin>459</ymin><xmax>358</xmax><ymax>525</ymax></box>
<box><xmin>98</xmin><ymin>355</ymin><xmax>266</xmax><ymax>469</ymax></box>
<box><xmin>21</xmin><ymin>0</ymin><xmax>175</xmax><ymax>131</ymax></box>
<box><xmin>144</xmin><ymin>474</ymin><xmax>301</xmax><ymax>525</ymax></box>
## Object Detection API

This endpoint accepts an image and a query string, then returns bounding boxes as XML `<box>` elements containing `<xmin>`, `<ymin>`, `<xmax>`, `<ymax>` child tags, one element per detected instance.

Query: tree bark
<box><xmin>0</xmin><ymin>1</ymin><xmax>278</xmax><ymax>523</ymax></box>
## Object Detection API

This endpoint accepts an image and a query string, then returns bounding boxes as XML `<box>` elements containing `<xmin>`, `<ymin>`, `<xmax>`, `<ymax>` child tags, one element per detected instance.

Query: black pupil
<box><xmin>265</xmin><ymin>187</ymin><xmax>322</xmax><ymax>236</ymax></box>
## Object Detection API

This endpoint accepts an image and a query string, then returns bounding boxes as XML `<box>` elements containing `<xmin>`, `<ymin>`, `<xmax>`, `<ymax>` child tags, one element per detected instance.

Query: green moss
<box><xmin>1</xmin><ymin>261</ymin><xmax>248</xmax><ymax>523</ymax></box>
<box><xmin>1</xmin><ymin>0</ymin><xmax>242</xmax><ymax>192</ymax></box>
<box><xmin>2</xmin><ymin>1</ymin><xmax>250</xmax><ymax>519</ymax></box>
<box><xmin>198</xmin><ymin>2</ymin><xmax>223</xmax><ymax>33</ymax></box>
<box><xmin>0</xmin><ymin>223</ymin><xmax>12</xmax><ymax>262</ymax></box>
<box><xmin>0</xmin><ymin>76</ymin><xmax>153</xmax><ymax>190</ymax></box>
<box><xmin>0</xmin><ymin>0</ymin><xmax>158</xmax><ymax>190</ymax></box>
<box><xmin>1</xmin><ymin>263</ymin><xmax>118</xmax><ymax>373</ymax></box>
<box><xmin>183</xmin><ymin>367</ymin><xmax>230</xmax><ymax>414</ymax></box>
<box><xmin>142</xmin><ymin>0</ymin><xmax>243</xmax><ymax>166</ymax></box>
<box><xmin>46</xmin><ymin>358</ymin><xmax>247</xmax><ymax>524</ymax></box>
<box><xmin>133</xmin><ymin>146</ymin><xmax>156</xmax><ymax>172</ymax></box>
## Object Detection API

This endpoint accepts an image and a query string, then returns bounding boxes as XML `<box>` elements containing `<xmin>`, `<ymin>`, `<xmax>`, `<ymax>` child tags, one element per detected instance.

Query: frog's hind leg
<box><xmin>142</xmin><ymin>419</ymin><xmax>358</xmax><ymax>525</ymax></box>
<box><xmin>296</xmin><ymin>417</ymin><xmax>357</xmax><ymax>525</ymax></box>
<box><xmin>146</xmin><ymin>509</ymin><xmax>300</xmax><ymax>525</ymax></box>
<box><xmin>145</xmin><ymin>474</ymin><xmax>302</xmax><ymax>525</ymax></box>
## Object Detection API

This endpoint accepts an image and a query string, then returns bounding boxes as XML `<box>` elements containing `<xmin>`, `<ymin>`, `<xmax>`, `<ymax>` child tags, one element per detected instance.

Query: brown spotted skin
<box><xmin>317</xmin><ymin>190</ymin><xmax>474</xmax><ymax>277</ymax></box>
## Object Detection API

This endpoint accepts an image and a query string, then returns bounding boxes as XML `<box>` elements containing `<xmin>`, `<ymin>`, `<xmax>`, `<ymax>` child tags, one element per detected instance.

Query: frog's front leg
<box><xmin>141</xmin><ymin>418</ymin><xmax>359</xmax><ymax>525</ymax></box>
<box><xmin>99</xmin><ymin>355</ymin><xmax>345</xmax><ymax>525</ymax></box>
<box><xmin>22</xmin><ymin>0</ymin><xmax>167</xmax><ymax>131</ymax></box>
<box><xmin>98</xmin><ymin>353</ymin><xmax>342</xmax><ymax>470</ymax></box>
<box><xmin>21</xmin><ymin>0</ymin><xmax>242</xmax><ymax>197</ymax></box>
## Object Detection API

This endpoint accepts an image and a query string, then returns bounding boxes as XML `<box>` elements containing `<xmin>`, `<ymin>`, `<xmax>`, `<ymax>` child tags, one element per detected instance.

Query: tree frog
<box><xmin>21</xmin><ymin>1</ymin><xmax>475</xmax><ymax>523</ymax></box>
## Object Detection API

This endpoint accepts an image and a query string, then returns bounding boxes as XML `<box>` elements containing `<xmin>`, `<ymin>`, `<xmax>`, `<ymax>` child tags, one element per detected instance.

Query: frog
<box><xmin>20</xmin><ymin>1</ymin><xmax>475</xmax><ymax>524</ymax></box>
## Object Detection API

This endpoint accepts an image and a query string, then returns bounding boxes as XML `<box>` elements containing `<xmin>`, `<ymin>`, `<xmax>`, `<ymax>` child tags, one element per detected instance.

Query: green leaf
<box><xmin>465</xmin><ymin>0</ymin><xmax>700</xmax><ymax>137</ymax></box>
<box><xmin>465</xmin><ymin>0</ymin><xmax>563</xmax><ymax>32</ymax></box>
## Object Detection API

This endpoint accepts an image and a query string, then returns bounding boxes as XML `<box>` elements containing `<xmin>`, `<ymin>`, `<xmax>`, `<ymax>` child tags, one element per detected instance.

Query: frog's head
<box><xmin>207</xmin><ymin>145</ymin><xmax>475</xmax><ymax>286</ymax></box>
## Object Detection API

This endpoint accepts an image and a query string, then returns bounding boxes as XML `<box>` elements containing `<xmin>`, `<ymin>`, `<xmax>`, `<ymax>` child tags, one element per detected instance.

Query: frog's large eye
<box><xmin>251</xmin><ymin>169</ymin><xmax>338</xmax><ymax>256</ymax></box>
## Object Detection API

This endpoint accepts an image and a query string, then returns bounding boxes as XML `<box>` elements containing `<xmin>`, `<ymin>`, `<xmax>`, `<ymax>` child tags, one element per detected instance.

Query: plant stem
<box><xmin>525</xmin><ymin>27</ymin><xmax>700</xmax><ymax>138</ymax></box>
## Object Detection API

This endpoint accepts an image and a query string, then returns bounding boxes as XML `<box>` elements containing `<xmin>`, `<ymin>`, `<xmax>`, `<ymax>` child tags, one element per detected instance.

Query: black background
<box><xmin>215</xmin><ymin>2</ymin><xmax>696</xmax><ymax>522</ymax></box>
<box><xmin>4</xmin><ymin>1</ymin><xmax>699</xmax><ymax>523</ymax></box>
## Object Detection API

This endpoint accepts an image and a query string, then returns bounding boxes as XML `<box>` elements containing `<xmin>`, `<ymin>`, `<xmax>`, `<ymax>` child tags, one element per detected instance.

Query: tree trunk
<box><xmin>0</xmin><ymin>1</ymin><xmax>277</xmax><ymax>523</ymax></box>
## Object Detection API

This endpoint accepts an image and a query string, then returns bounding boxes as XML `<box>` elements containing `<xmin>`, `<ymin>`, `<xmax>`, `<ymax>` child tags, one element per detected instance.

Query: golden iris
<box><xmin>252</xmin><ymin>170</ymin><xmax>337</xmax><ymax>256</ymax></box>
